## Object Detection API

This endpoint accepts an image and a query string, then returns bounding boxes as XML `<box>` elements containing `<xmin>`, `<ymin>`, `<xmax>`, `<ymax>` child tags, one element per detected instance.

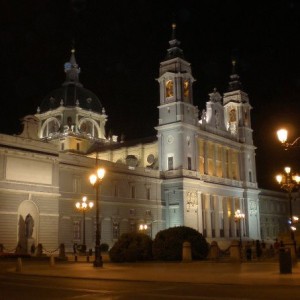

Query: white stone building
<box><xmin>0</xmin><ymin>25</ymin><xmax>290</xmax><ymax>253</ymax></box>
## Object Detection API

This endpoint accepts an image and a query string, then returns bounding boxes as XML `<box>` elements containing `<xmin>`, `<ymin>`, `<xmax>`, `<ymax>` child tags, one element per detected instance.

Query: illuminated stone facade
<box><xmin>0</xmin><ymin>26</ymin><xmax>289</xmax><ymax>253</ymax></box>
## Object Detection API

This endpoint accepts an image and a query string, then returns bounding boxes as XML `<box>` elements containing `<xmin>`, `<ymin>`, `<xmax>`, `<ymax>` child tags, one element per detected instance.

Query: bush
<box><xmin>109</xmin><ymin>232</ymin><xmax>153</xmax><ymax>262</ymax></box>
<box><xmin>152</xmin><ymin>226</ymin><xmax>209</xmax><ymax>261</ymax></box>
<box><xmin>100</xmin><ymin>243</ymin><xmax>109</xmax><ymax>252</ymax></box>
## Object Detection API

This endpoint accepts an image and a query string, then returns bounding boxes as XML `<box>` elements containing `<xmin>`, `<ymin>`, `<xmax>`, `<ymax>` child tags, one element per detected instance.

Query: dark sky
<box><xmin>1</xmin><ymin>0</ymin><xmax>300</xmax><ymax>190</ymax></box>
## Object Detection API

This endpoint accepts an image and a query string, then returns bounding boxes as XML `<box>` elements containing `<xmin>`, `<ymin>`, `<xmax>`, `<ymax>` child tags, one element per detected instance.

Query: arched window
<box><xmin>183</xmin><ymin>80</ymin><xmax>189</xmax><ymax>98</ymax></box>
<box><xmin>42</xmin><ymin>118</ymin><xmax>60</xmax><ymax>138</ymax></box>
<box><xmin>229</xmin><ymin>109</ymin><xmax>236</xmax><ymax>122</ymax></box>
<box><xmin>79</xmin><ymin>119</ymin><xmax>99</xmax><ymax>138</ymax></box>
<box><xmin>165</xmin><ymin>80</ymin><xmax>174</xmax><ymax>97</ymax></box>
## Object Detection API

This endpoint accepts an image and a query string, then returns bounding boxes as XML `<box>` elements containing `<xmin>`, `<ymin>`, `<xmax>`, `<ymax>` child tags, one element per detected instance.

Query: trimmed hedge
<box><xmin>152</xmin><ymin>226</ymin><xmax>209</xmax><ymax>261</ymax></box>
<box><xmin>100</xmin><ymin>243</ymin><xmax>109</xmax><ymax>252</ymax></box>
<box><xmin>109</xmin><ymin>232</ymin><xmax>152</xmax><ymax>262</ymax></box>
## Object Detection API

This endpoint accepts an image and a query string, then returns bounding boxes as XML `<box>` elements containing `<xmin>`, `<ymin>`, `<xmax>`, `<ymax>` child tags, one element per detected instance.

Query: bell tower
<box><xmin>223</xmin><ymin>59</ymin><xmax>258</xmax><ymax>185</ymax></box>
<box><xmin>223</xmin><ymin>60</ymin><xmax>253</xmax><ymax>145</ymax></box>
<box><xmin>156</xmin><ymin>24</ymin><xmax>198</xmax><ymax>172</ymax></box>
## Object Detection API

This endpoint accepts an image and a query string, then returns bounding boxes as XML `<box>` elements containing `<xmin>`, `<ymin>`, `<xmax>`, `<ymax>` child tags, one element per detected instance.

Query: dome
<box><xmin>40</xmin><ymin>84</ymin><xmax>102</xmax><ymax>113</ymax></box>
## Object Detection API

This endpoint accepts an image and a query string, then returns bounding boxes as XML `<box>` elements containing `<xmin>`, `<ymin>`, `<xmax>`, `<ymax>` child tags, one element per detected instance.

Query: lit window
<box><xmin>168</xmin><ymin>156</ymin><xmax>174</xmax><ymax>170</ymax></box>
<box><xmin>183</xmin><ymin>80</ymin><xmax>189</xmax><ymax>98</ymax></box>
<box><xmin>166</xmin><ymin>80</ymin><xmax>174</xmax><ymax>97</ymax></box>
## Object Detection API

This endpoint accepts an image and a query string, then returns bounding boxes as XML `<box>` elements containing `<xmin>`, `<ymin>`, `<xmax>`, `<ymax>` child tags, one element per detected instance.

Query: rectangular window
<box><xmin>146</xmin><ymin>188</ymin><xmax>150</xmax><ymax>200</ymax></box>
<box><xmin>129</xmin><ymin>208</ymin><xmax>135</xmax><ymax>216</ymax></box>
<box><xmin>130</xmin><ymin>221</ymin><xmax>136</xmax><ymax>232</ymax></box>
<box><xmin>131</xmin><ymin>186</ymin><xmax>135</xmax><ymax>199</ymax></box>
<box><xmin>168</xmin><ymin>156</ymin><xmax>174</xmax><ymax>170</ymax></box>
<box><xmin>73</xmin><ymin>221</ymin><xmax>81</xmax><ymax>240</ymax></box>
<box><xmin>188</xmin><ymin>157</ymin><xmax>192</xmax><ymax>170</ymax></box>
<box><xmin>76</xmin><ymin>143</ymin><xmax>80</xmax><ymax>151</ymax></box>
<box><xmin>112</xmin><ymin>222</ymin><xmax>120</xmax><ymax>239</ymax></box>
<box><xmin>73</xmin><ymin>177</ymin><xmax>81</xmax><ymax>193</ymax></box>
<box><xmin>198</xmin><ymin>139</ymin><xmax>205</xmax><ymax>174</ymax></box>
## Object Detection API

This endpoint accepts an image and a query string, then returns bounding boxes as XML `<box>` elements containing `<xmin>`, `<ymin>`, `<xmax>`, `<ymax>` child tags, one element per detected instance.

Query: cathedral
<box><xmin>0</xmin><ymin>24</ymin><xmax>289</xmax><ymax>253</ymax></box>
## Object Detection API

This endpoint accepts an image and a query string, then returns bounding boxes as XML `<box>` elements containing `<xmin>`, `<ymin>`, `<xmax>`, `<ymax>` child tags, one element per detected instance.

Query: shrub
<box><xmin>100</xmin><ymin>243</ymin><xmax>109</xmax><ymax>252</ymax></box>
<box><xmin>152</xmin><ymin>226</ymin><xmax>209</xmax><ymax>261</ymax></box>
<box><xmin>109</xmin><ymin>232</ymin><xmax>153</xmax><ymax>262</ymax></box>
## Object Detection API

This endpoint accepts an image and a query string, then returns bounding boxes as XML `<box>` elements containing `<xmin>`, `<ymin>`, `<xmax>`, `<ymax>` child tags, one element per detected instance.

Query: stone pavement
<box><xmin>9</xmin><ymin>256</ymin><xmax>300</xmax><ymax>286</ymax></box>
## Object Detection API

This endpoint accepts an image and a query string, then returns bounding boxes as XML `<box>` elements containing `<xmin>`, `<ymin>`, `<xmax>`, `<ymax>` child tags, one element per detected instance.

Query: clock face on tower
<box><xmin>167</xmin><ymin>135</ymin><xmax>174</xmax><ymax>144</ymax></box>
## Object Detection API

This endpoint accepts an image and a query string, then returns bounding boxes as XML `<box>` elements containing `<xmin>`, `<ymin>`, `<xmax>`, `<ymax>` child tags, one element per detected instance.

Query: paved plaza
<box><xmin>7</xmin><ymin>256</ymin><xmax>300</xmax><ymax>287</ymax></box>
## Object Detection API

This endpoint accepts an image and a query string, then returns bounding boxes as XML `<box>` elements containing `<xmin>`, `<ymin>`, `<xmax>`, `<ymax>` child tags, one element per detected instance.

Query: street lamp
<box><xmin>139</xmin><ymin>224</ymin><xmax>148</xmax><ymax>232</ymax></box>
<box><xmin>234</xmin><ymin>209</ymin><xmax>245</xmax><ymax>248</ymax></box>
<box><xmin>89</xmin><ymin>167</ymin><xmax>105</xmax><ymax>267</ymax></box>
<box><xmin>277</xmin><ymin>128</ymin><xmax>300</xmax><ymax>149</ymax></box>
<box><xmin>275</xmin><ymin>167</ymin><xmax>300</xmax><ymax>253</ymax></box>
<box><xmin>75</xmin><ymin>196</ymin><xmax>94</xmax><ymax>252</ymax></box>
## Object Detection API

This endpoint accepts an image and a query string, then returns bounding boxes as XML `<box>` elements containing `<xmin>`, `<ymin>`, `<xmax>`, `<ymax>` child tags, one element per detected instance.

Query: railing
<box><xmin>163</xmin><ymin>169</ymin><xmax>249</xmax><ymax>188</ymax></box>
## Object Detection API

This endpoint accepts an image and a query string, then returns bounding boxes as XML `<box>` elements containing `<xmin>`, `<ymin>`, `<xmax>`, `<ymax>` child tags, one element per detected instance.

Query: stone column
<box><xmin>205</xmin><ymin>194</ymin><xmax>212</xmax><ymax>238</ymax></box>
<box><xmin>197</xmin><ymin>191</ymin><xmax>203</xmax><ymax>233</ymax></box>
<box><xmin>214</xmin><ymin>195</ymin><xmax>220</xmax><ymax>238</ymax></box>
<box><xmin>204</xmin><ymin>141</ymin><xmax>208</xmax><ymax>175</ymax></box>
<box><xmin>231</xmin><ymin>197</ymin><xmax>237</xmax><ymax>238</ymax></box>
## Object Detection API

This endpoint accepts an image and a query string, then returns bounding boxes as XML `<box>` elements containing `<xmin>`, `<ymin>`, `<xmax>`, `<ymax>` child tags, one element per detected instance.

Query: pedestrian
<box><xmin>73</xmin><ymin>243</ymin><xmax>77</xmax><ymax>254</ymax></box>
<box><xmin>273</xmin><ymin>238</ymin><xmax>280</xmax><ymax>254</ymax></box>
<box><xmin>246</xmin><ymin>242</ymin><xmax>252</xmax><ymax>261</ymax></box>
<box><xmin>256</xmin><ymin>240</ymin><xmax>262</xmax><ymax>259</ymax></box>
<box><xmin>269</xmin><ymin>244</ymin><xmax>275</xmax><ymax>257</ymax></box>
<box><xmin>30</xmin><ymin>244</ymin><xmax>35</xmax><ymax>255</ymax></box>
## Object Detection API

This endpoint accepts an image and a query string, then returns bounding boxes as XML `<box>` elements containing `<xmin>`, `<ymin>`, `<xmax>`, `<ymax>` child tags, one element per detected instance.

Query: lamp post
<box><xmin>89</xmin><ymin>167</ymin><xmax>105</xmax><ymax>267</ymax></box>
<box><xmin>275</xmin><ymin>167</ymin><xmax>300</xmax><ymax>253</ymax></box>
<box><xmin>75</xmin><ymin>196</ymin><xmax>94</xmax><ymax>252</ymax></box>
<box><xmin>277</xmin><ymin>128</ymin><xmax>300</xmax><ymax>150</ymax></box>
<box><xmin>234</xmin><ymin>209</ymin><xmax>245</xmax><ymax>248</ymax></box>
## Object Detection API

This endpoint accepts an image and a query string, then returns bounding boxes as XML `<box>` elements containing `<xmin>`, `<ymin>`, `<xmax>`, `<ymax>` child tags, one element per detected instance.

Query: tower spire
<box><xmin>63</xmin><ymin>48</ymin><xmax>83</xmax><ymax>87</ymax></box>
<box><xmin>165</xmin><ymin>23</ymin><xmax>184</xmax><ymax>60</ymax></box>
<box><xmin>228</xmin><ymin>59</ymin><xmax>242</xmax><ymax>91</ymax></box>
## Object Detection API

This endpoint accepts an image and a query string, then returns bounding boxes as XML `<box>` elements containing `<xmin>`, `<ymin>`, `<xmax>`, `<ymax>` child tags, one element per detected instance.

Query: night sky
<box><xmin>1</xmin><ymin>0</ymin><xmax>300</xmax><ymax>190</ymax></box>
